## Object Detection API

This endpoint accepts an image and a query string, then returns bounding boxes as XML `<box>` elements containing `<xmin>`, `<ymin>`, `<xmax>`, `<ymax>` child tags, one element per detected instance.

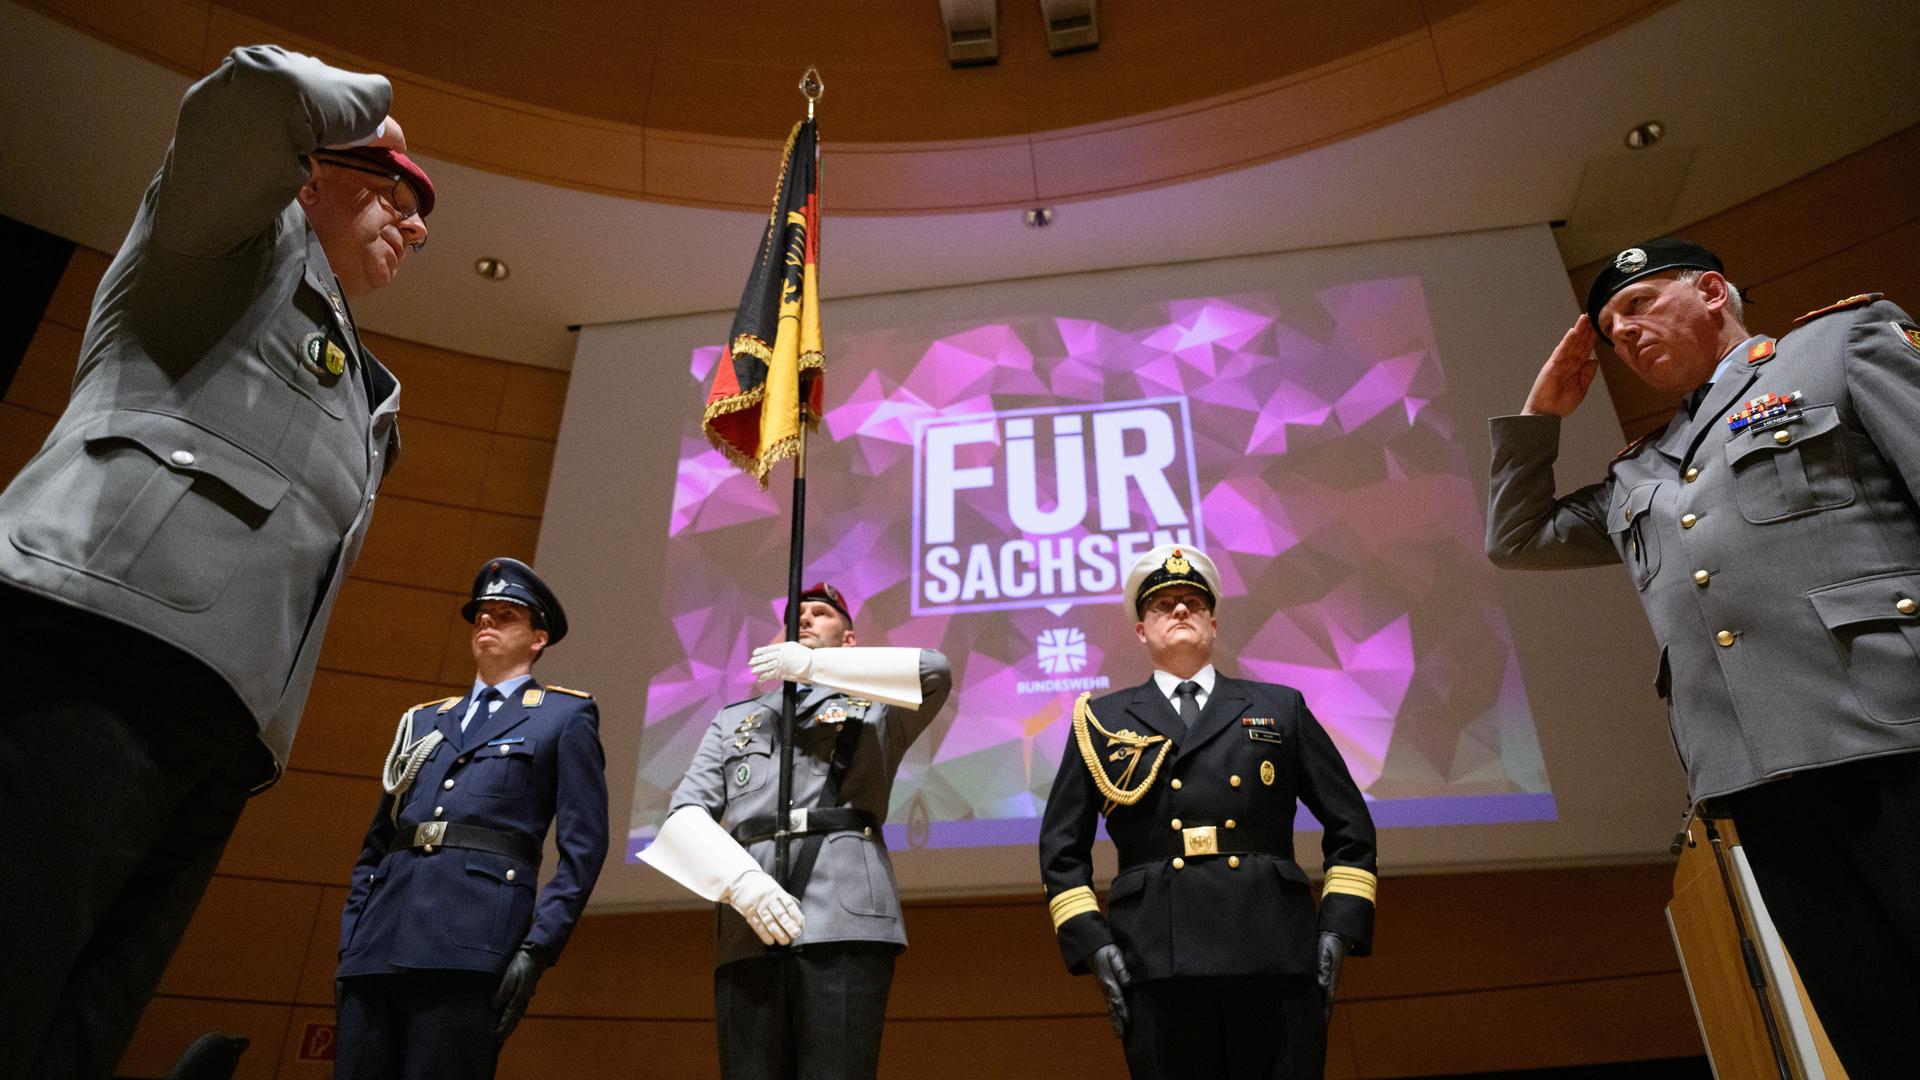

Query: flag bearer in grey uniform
<box><xmin>1040</xmin><ymin>545</ymin><xmax>1378</xmax><ymax>1080</ymax></box>
<box><xmin>643</xmin><ymin>582</ymin><xmax>952</xmax><ymax>1080</ymax></box>
<box><xmin>335</xmin><ymin>558</ymin><xmax>608</xmax><ymax>1079</ymax></box>
<box><xmin>0</xmin><ymin>44</ymin><xmax>430</xmax><ymax>1078</ymax></box>
<box><xmin>1487</xmin><ymin>237</ymin><xmax>1920</xmax><ymax>1077</ymax></box>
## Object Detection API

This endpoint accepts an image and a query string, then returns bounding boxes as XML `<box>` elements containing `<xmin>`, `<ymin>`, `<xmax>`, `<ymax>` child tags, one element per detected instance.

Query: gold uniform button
<box><xmin>1225</xmin><ymin>819</ymin><xmax>1237</xmax><ymax>829</ymax></box>
<box><xmin>506</xmin><ymin>869</ymin><xmax>516</xmax><ymax>882</ymax></box>
<box><xmin>1171</xmin><ymin>779</ymin><xmax>1182</xmax><ymax>790</ymax></box>
<box><xmin>1774</xmin><ymin>430</ymin><xmax>1792</xmax><ymax>445</ymax></box>
<box><xmin>1900</xmin><ymin>598</ymin><xmax>1918</xmax><ymax>616</ymax></box>
<box><xmin>1228</xmin><ymin>856</ymin><xmax>1241</xmax><ymax>869</ymax></box>
<box><xmin>1170</xmin><ymin>818</ymin><xmax>1183</xmax><ymax>830</ymax></box>
<box><xmin>1230</xmin><ymin>775</ymin><xmax>1242</xmax><ymax>788</ymax></box>
<box><xmin>1172</xmin><ymin>858</ymin><xmax>1186</xmax><ymax>870</ymax></box>
<box><xmin>1716</xmin><ymin>630</ymin><xmax>1735</xmax><ymax>647</ymax></box>
<box><xmin>1693</xmin><ymin>570</ymin><xmax>1710</xmax><ymax>586</ymax></box>
<box><xmin>1684</xmin><ymin>468</ymin><xmax>1699</xmax><ymax>483</ymax></box>
<box><xmin>442</xmin><ymin>779</ymin><xmax>455</xmax><ymax>790</ymax></box>
<box><xmin>1681</xmin><ymin>514</ymin><xmax>1698</xmax><ymax>529</ymax></box>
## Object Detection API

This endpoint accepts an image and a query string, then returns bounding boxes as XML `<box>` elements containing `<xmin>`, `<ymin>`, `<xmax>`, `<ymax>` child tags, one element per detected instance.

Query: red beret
<box><xmin>326</xmin><ymin>145</ymin><xmax>436</xmax><ymax>218</ymax></box>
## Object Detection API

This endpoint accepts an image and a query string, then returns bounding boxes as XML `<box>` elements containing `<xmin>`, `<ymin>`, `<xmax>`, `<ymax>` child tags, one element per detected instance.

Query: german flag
<box><xmin>703</xmin><ymin>118</ymin><xmax>824</xmax><ymax>487</ymax></box>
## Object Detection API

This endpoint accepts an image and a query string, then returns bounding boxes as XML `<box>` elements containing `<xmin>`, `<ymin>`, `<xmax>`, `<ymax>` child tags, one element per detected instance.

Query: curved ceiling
<box><xmin>29</xmin><ymin>0</ymin><xmax>1675</xmax><ymax>212</ymax></box>
<box><xmin>5</xmin><ymin>0</ymin><xmax>1918</xmax><ymax>370</ymax></box>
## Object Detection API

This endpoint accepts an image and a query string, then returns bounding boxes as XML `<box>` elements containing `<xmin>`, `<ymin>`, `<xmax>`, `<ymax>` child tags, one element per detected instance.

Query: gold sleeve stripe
<box><xmin>1323</xmin><ymin>866</ymin><xmax>1378</xmax><ymax>905</ymax></box>
<box><xmin>1048</xmin><ymin>886</ymin><xmax>1100</xmax><ymax>931</ymax></box>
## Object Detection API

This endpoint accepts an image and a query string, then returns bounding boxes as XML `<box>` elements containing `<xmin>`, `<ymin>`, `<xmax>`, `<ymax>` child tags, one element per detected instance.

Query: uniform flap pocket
<box><xmin>1607</xmin><ymin>481</ymin><xmax>1659</xmax><ymax>531</ymax></box>
<box><xmin>1108</xmin><ymin>867</ymin><xmax>1147</xmax><ymax>902</ymax></box>
<box><xmin>464</xmin><ymin>851</ymin><xmax>531</xmax><ymax>886</ymax></box>
<box><xmin>1725</xmin><ymin>404</ymin><xmax>1840</xmax><ymax>467</ymax></box>
<box><xmin>86</xmin><ymin>410</ymin><xmax>290</xmax><ymax>512</ymax></box>
<box><xmin>1808</xmin><ymin>572</ymin><xmax>1920</xmax><ymax>630</ymax></box>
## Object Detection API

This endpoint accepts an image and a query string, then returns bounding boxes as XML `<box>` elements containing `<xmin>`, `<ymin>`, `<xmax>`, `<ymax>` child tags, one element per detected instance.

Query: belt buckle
<box><xmin>1181</xmin><ymin>825</ymin><xmax>1218</xmax><ymax>858</ymax></box>
<box><xmin>788</xmin><ymin>808</ymin><xmax>810</xmax><ymax>834</ymax></box>
<box><xmin>416</xmin><ymin>821</ymin><xmax>448</xmax><ymax>853</ymax></box>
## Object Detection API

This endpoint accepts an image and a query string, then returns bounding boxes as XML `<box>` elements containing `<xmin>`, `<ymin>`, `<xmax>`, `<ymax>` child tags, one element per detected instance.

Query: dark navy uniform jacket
<box><xmin>1040</xmin><ymin>674</ymin><xmax>1378</xmax><ymax>981</ymax></box>
<box><xmin>337</xmin><ymin>681</ymin><xmax>608</xmax><ymax>976</ymax></box>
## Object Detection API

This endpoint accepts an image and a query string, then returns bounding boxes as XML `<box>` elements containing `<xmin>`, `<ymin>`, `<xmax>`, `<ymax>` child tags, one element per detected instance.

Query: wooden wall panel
<box><xmin>8</xmin><ymin>319</ymin><xmax>81</xmax><ymax>413</ymax></box>
<box><xmin>119</xmin><ymin>999</ymin><xmax>292</xmax><ymax>1080</ymax></box>
<box><xmin>40</xmin><ymin>244</ymin><xmax>109</xmax><ymax>330</ymax></box>
<box><xmin>218</xmin><ymin>770</ymin><xmax>382</xmax><ymax>885</ymax></box>
<box><xmin>0</xmin><ymin>402</ymin><xmax>56</xmax><ymax>479</ymax></box>
<box><xmin>156</xmin><ymin>877</ymin><xmax>324</xmax><ymax>1001</ymax></box>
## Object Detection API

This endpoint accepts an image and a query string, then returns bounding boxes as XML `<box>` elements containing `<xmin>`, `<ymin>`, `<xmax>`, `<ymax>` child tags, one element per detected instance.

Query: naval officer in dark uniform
<box><xmin>1040</xmin><ymin>544</ymin><xmax>1378</xmax><ymax>1080</ymax></box>
<box><xmin>642</xmin><ymin>582</ymin><xmax>952</xmax><ymax>1080</ymax></box>
<box><xmin>1487</xmin><ymin>238</ymin><xmax>1920</xmax><ymax>1077</ymax></box>
<box><xmin>334</xmin><ymin>558</ymin><xmax>609</xmax><ymax>1079</ymax></box>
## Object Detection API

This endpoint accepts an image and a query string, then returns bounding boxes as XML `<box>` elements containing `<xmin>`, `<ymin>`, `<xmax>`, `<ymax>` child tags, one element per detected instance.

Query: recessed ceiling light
<box><xmin>1625</xmin><ymin>121</ymin><xmax>1665</xmax><ymax>149</ymax></box>
<box><xmin>474</xmin><ymin>256</ymin><xmax>510</xmax><ymax>281</ymax></box>
<box><xmin>1024</xmin><ymin>207</ymin><xmax>1055</xmax><ymax>228</ymax></box>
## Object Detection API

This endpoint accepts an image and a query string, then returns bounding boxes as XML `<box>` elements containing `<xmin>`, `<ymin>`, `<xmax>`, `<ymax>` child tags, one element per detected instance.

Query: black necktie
<box><xmin>470</xmin><ymin>686</ymin><xmax>502</xmax><ymax>732</ymax></box>
<box><xmin>1684</xmin><ymin>381</ymin><xmax>1713</xmax><ymax>419</ymax></box>
<box><xmin>1173</xmin><ymin>680</ymin><xmax>1202</xmax><ymax>733</ymax></box>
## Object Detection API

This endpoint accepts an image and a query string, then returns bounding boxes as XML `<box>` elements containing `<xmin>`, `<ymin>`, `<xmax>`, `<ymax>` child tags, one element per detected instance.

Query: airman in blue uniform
<box><xmin>334</xmin><ymin>557</ymin><xmax>608</xmax><ymax>1080</ymax></box>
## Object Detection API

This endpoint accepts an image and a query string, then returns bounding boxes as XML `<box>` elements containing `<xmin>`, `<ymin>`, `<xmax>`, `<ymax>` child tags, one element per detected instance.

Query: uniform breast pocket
<box><xmin>1808</xmin><ymin>572</ymin><xmax>1920</xmax><ymax>724</ymax></box>
<box><xmin>724</xmin><ymin>749</ymin><xmax>773</xmax><ymax>800</ymax></box>
<box><xmin>1724</xmin><ymin>404</ymin><xmax>1854</xmax><ymax>523</ymax></box>
<box><xmin>260</xmin><ymin>285</ymin><xmax>354</xmax><ymax>420</ymax></box>
<box><xmin>11</xmin><ymin>410</ymin><xmax>290</xmax><ymax>611</ymax></box>
<box><xmin>476</xmin><ymin>739</ymin><xmax>537</xmax><ymax>798</ymax></box>
<box><xmin>1607</xmin><ymin>481</ymin><xmax>1662</xmax><ymax>590</ymax></box>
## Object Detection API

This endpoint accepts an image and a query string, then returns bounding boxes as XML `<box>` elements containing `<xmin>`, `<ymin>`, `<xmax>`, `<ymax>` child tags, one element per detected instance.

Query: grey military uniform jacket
<box><xmin>1487</xmin><ymin>297</ymin><xmax>1920</xmax><ymax>802</ymax></box>
<box><xmin>0</xmin><ymin>46</ymin><xmax>399</xmax><ymax>787</ymax></box>
<box><xmin>669</xmin><ymin>650</ymin><xmax>952</xmax><ymax>966</ymax></box>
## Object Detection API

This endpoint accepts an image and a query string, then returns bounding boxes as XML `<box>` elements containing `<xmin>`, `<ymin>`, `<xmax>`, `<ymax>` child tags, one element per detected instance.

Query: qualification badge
<box><xmin>303</xmin><ymin>331</ymin><xmax>347</xmax><ymax>377</ymax></box>
<box><xmin>1260</xmin><ymin>760</ymin><xmax>1276</xmax><ymax>786</ymax></box>
<box><xmin>1899</xmin><ymin>323</ymin><xmax>1920</xmax><ymax>356</ymax></box>
<box><xmin>734</xmin><ymin>761</ymin><xmax>752</xmax><ymax>787</ymax></box>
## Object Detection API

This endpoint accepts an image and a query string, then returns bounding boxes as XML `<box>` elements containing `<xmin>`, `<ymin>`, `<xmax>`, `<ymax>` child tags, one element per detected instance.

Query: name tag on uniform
<box><xmin>1243</xmin><ymin>717</ymin><xmax>1283</xmax><ymax>745</ymax></box>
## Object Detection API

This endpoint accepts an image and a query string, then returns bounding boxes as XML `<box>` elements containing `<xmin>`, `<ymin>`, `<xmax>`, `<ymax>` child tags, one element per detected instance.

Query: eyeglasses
<box><xmin>1144</xmin><ymin>593</ymin><xmax>1211</xmax><ymax>617</ymax></box>
<box><xmin>311</xmin><ymin>154</ymin><xmax>428</xmax><ymax>250</ymax></box>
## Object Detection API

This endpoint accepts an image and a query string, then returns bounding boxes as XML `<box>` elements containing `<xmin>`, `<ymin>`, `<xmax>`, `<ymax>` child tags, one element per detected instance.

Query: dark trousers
<box><xmin>1122</xmin><ymin>974</ymin><xmax>1323</xmax><ymax>1080</ymax></box>
<box><xmin>335</xmin><ymin>972</ymin><xmax>503</xmax><ymax>1080</ymax></box>
<box><xmin>714</xmin><ymin>942</ymin><xmax>898</xmax><ymax>1080</ymax></box>
<box><xmin>0</xmin><ymin>587</ymin><xmax>261</xmax><ymax>1080</ymax></box>
<box><xmin>1727</xmin><ymin>753</ymin><xmax>1920</xmax><ymax>1080</ymax></box>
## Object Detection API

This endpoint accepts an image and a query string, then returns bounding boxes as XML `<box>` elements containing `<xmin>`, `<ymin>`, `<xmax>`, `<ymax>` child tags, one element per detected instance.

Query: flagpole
<box><xmin>774</xmin><ymin>67</ymin><xmax>825</xmax><ymax>892</ymax></box>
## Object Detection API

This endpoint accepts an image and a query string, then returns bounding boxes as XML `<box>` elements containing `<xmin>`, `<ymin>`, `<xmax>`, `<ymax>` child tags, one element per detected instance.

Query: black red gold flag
<box><xmin>702</xmin><ymin>118</ymin><xmax>824</xmax><ymax>487</ymax></box>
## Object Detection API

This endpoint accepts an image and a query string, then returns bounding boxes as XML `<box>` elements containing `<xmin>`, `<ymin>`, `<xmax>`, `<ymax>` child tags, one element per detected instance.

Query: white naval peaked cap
<box><xmin>1122</xmin><ymin>543</ymin><xmax>1221</xmax><ymax>620</ymax></box>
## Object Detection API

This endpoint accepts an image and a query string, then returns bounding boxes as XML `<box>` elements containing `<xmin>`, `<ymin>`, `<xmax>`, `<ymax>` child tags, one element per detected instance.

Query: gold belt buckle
<box><xmin>1181</xmin><ymin>825</ymin><xmax>1218</xmax><ymax>858</ymax></box>
<box><xmin>417</xmin><ymin>821</ymin><xmax>448</xmax><ymax>852</ymax></box>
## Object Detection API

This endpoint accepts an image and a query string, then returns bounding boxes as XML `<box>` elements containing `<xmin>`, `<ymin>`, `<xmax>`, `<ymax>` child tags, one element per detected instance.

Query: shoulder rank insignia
<box><xmin>1071</xmin><ymin>692</ymin><xmax>1171</xmax><ymax>815</ymax></box>
<box><xmin>1897</xmin><ymin>322</ymin><xmax>1920</xmax><ymax>357</ymax></box>
<box><xmin>545</xmin><ymin>684</ymin><xmax>593</xmax><ymax>699</ymax></box>
<box><xmin>433</xmin><ymin>696</ymin><xmax>463</xmax><ymax>714</ymax></box>
<box><xmin>1793</xmin><ymin>293</ymin><xmax>1880</xmax><ymax>325</ymax></box>
<box><xmin>1609</xmin><ymin>429</ymin><xmax>1659</xmax><ymax>465</ymax></box>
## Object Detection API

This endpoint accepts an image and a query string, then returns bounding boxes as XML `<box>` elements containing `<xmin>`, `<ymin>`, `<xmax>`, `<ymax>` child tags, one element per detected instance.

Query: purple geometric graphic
<box><xmin>630</xmin><ymin>276</ymin><xmax>1552</xmax><ymax>856</ymax></box>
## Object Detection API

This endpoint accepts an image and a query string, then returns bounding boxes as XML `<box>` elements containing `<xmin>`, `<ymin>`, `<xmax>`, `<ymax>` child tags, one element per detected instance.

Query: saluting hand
<box><xmin>1522</xmin><ymin>314</ymin><xmax>1600</xmax><ymax>418</ymax></box>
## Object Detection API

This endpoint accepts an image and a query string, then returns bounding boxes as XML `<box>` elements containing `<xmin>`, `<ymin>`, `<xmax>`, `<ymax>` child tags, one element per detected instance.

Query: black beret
<box><xmin>1585</xmin><ymin>238</ymin><xmax>1724</xmax><ymax>344</ymax></box>
<box><xmin>461</xmin><ymin>557</ymin><xmax>567</xmax><ymax>645</ymax></box>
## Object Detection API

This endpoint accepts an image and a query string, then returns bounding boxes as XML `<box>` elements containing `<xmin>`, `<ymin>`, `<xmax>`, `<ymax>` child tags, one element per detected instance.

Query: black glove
<box><xmin>1315</xmin><ymin>930</ymin><xmax>1349</xmax><ymax>1024</ymax></box>
<box><xmin>1089</xmin><ymin>943</ymin><xmax>1133</xmax><ymax>1041</ymax></box>
<box><xmin>492</xmin><ymin>942</ymin><xmax>550</xmax><ymax>1043</ymax></box>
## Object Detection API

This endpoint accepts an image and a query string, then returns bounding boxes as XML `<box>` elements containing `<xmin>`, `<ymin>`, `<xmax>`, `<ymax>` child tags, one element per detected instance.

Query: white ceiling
<box><xmin>4</xmin><ymin>0</ymin><xmax>1917</xmax><ymax>371</ymax></box>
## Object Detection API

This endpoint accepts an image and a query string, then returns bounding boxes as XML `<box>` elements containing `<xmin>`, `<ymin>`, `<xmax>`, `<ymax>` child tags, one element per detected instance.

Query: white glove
<box><xmin>640</xmin><ymin>807</ymin><xmax>806</xmax><ymax>946</ymax></box>
<box><xmin>748</xmin><ymin>644</ymin><xmax>925</xmax><ymax>709</ymax></box>
<box><xmin>723</xmin><ymin>868</ymin><xmax>807</xmax><ymax>947</ymax></box>
<box><xmin>750</xmin><ymin>642</ymin><xmax>814</xmax><ymax>684</ymax></box>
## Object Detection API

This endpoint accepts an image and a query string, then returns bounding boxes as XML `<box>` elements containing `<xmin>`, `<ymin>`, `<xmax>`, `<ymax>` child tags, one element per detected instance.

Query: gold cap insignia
<box><xmin>1166</xmin><ymin>549</ymin><xmax>1190</xmax><ymax>575</ymax></box>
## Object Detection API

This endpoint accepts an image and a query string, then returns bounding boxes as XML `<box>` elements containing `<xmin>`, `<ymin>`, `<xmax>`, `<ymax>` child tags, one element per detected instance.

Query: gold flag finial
<box><xmin>799</xmin><ymin>67</ymin><xmax>824</xmax><ymax>119</ymax></box>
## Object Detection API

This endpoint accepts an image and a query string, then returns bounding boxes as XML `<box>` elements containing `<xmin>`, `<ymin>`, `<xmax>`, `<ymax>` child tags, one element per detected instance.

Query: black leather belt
<box><xmin>1119</xmin><ymin>822</ymin><xmax>1291</xmax><ymax>871</ymax></box>
<box><xmin>388</xmin><ymin>821</ymin><xmax>541</xmax><ymax>865</ymax></box>
<box><xmin>731</xmin><ymin>807</ymin><xmax>881</xmax><ymax>846</ymax></box>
